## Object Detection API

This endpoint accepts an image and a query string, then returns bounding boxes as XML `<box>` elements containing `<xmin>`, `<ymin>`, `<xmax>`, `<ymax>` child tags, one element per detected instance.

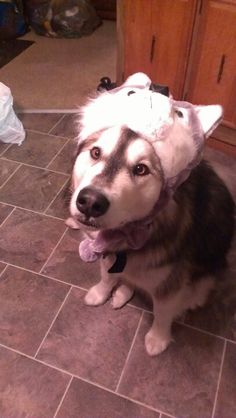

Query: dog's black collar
<box><xmin>107</xmin><ymin>251</ymin><xmax>127</xmax><ymax>274</ymax></box>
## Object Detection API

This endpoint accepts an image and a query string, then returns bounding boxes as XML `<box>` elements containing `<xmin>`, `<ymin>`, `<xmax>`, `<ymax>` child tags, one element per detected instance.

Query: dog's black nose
<box><xmin>76</xmin><ymin>187</ymin><xmax>110</xmax><ymax>218</ymax></box>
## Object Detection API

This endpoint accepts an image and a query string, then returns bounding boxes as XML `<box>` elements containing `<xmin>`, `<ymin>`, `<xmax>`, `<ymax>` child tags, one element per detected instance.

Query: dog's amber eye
<box><xmin>90</xmin><ymin>147</ymin><xmax>101</xmax><ymax>160</ymax></box>
<box><xmin>133</xmin><ymin>164</ymin><xmax>150</xmax><ymax>176</ymax></box>
<box><xmin>175</xmin><ymin>109</ymin><xmax>183</xmax><ymax>118</ymax></box>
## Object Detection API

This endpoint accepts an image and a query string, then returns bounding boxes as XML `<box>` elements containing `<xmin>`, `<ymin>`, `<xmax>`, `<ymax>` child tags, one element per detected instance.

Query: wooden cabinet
<box><xmin>117</xmin><ymin>0</ymin><xmax>197</xmax><ymax>98</ymax></box>
<box><xmin>186</xmin><ymin>1</ymin><xmax>236</xmax><ymax>128</ymax></box>
<box><xmin>150</xmin><ymin>0</ymin><xmax>197</xmax><ymax>98</ymax></box>
<box><xmin>117</xmin><ymin>0</ymin><xmax>153</xmax><ymax>84</ymax></box>
<box><xmin>117</xmin><ymin>0</ymin><xmax>236</xmax><ymax>129</ymax></box>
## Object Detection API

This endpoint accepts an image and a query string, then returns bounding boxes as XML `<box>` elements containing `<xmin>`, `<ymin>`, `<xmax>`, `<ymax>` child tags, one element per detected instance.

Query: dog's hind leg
<box><xmin>145</xmin><ymin>285</ymin><xmax>192</xmax><ymax>356</ymax></box>
<box><xmin>188</xmin><ymin>276</ymin><xmax>215</xmax><ymax>310</ymax></box>
<box><xmin>111</xmin><ymin>283</ymin><xmax>134</xmax><ymax>309</ymax></box>
<box><xmin>145</xmin><ymin>276</ymin><xmax>215</xmax><ymax>356</ymax></box>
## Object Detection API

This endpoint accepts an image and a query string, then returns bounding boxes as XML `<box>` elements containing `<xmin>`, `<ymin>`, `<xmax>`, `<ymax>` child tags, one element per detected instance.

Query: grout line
<box><xmin>0</xmin><ymin>163</ymin><xmax>22</xmax><ymax>190</ymax></box>
<box><xmin>0</xmin><ymin>259</ymin><xmax>87</xmax><ymax>292</ymax></box>
<box><xmin>20</xmin><ymin>127</ymin><xmax>71</xmax><ymax>140</ymax></box>
<box><xmin>0</xmin><ymin>263</ymin><xmax>8</xmax><ymax>278</ymax></box>
<box><xmin>26</xmin><ymin>128</ymin><xmax>71</xmax><ymax>139</ymax></box>
<box><xmin>44</xmin><ymin>176</ymin><xmax>69</xmax><ymax>215</ymax></box>
<box><xmin>45</xmin><ymin>137</ymin><xmax>71</xmax><ymax>170</ymax></box>
<box><xmin>65</xmin><ymin>375</ymin><xmax>173</xmax><ymax>417</ymax></box>
<box><xmin>128</xmin><ymin>301</ymin><xmax>152</xmax><ymax>315</ymax></box>
<box><xmin>0</xmin><ymin>259</ymin><xmax>150</xmax><ymax>319</ymax></box>
<box><xmin>0</xmin><ymin>143</ymin><xmax>12</xmax><ymax>157</ymax></box>
<box><xmin>115</xmin><ymin>311</ymin><xmax>144</xmax><ymax>393</ymax></box>
<box><xmin>0</xmin><ymin>200</ymin><xmax>67</xmax><ymax>222</ymax></box>
<box><xmin>48</xmin><ymin>114</ymin><xmax>66</xmax><ymax>134</ymax></box>
<box><xmin>0</xmin><ymin>159</ymin><xmax>69</xmax><ymax>215</ymax></box>
<box><xmin>0</xmin><ymin>248</ymin><xmax>235</xmax><ymax>348</ymax></box>
<box><xmin>175</xmin><ymin>320</ymin><xmax>227</xmax><ymax>343</ymax></box>
<box><xmin>8</xmin><ymin>262</ymin><xmax>74</xmax><ymax>292</ymax></box>
<box><xmin>0</xmin><ymin>339</ymin><xmax>166</xmax><ymax>416</ymax></box>
<box><xmin>0</xmin><ymin>206</ymin><xmax>16</xmax><ymax>229</ymax></box>
<box><xmin>113</xmin><ymin>393</ymin><xmax>172</xmax><ymax>417</ymax></box>
<box><xmin>25</xmin><ymin>127</ymin><xmax>75</xmax><ymax>140</ymax></box>
<box><xmin>16</xmin><ymin>109</ymin><xmax>79</xmax><ymax>114</ymax></box>
<box><xmin>38</xmin><ymin>226</ymin><xmax>69</xmax><ymax>275</ymax></box>
<box><xmin>48</xmin><ymin>114</ymin><xmax>67</xmax><ymax>135</ymax></box>
<box><xmin>0</xmin><ymin>252</ymin><xmax>235</xmax><ymax>348</ymax></box>
<box><xmin>42</xmin><ymin>276</ymin><xmax>87</xmax><ymax>292</ymax></box>
<box><xmin>211</xmin><ymin>339</ymin><xmax>227</xmax><ymax>418</ymax></box>
<box><xmin>0</xmin><ymin>156</ymin><xmax>70</xmax><ymax>177</ymax></box>
<box><xmin>51</xmin><ymin>369</ymin><xmax>165</xmax><ymax>417</ymax></box>
<box><xmin>0</xmin><ymin>341</ymin><xmax>73</xmax><ymax>376</ymax></box>
<box><xmin>34</xmin><ymin>287</ymin><xmax>72</xmax><ymax>358</ymax></box>
<box><xmin>53</xmin><ymin>375</ymin><xmax>73</xmax><ymax>418</ymax></box>
<box><xmin>13</xmin><ymin>263</ymin><xmax>84</xmax><ymax>289</ymax></box>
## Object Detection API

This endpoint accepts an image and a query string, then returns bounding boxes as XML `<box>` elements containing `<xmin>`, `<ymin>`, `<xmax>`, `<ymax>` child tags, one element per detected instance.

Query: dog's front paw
<box><xmin>145</xmin><ymin>329</ymin><xmax>172</xmax><ymax>356</ymax></box>
<box><xmin>84</xmin><ymin>285</ymin><xmax>110</xmax><ymax>306</ymax></box>
<box><xmin>111</xmin><ymin>285</ymin><xmax>134</xmax><ymax>309</ymax></box>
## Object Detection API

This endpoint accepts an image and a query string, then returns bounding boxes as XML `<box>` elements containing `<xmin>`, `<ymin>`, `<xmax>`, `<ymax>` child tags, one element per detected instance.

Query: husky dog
<box><xmin>68</xmin><ymin>73</ymin><xmax>235</xmax><ymax>356</ymax></box>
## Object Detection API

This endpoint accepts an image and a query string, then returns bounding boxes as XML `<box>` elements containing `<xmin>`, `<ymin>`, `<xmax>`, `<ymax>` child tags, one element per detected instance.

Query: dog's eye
<box><xmin>133</xmin><ymin>164</ymin><xmax>150</xmax><ymax>176</ymax></box>
<box><xmin>90</xmin><ymin>147</ymin><xmax>101</xmax><ymax>160</ymax></box>
<box><xmin>175</xmin><ymin>109</ymin><xmax>183</xmax><ymax>118</ymax></box>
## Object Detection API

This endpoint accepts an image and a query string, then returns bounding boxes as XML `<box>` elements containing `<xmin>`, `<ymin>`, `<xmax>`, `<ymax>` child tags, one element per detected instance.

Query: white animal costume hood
<box><xmin>79</xmin><ymin>72</ymin><xmax>222</xmax><ymax>194</ymax></box>
<box><xmin>77</xmin><ymin>73</ymin><xmax>223</xmax><ymax>264</ymax></box>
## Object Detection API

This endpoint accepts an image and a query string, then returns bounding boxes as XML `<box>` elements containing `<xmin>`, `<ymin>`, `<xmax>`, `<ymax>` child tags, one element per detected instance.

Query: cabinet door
<box><xmin>150</xmin><ymin>0</ymin><xmax>197</xmax><ymax>98</ymax></box>
<box><xmin>187</xmin><ymin>1</ymin><xmax>236</xmax><ymax>128</ymax></box>
<box><xmin>117</xmin><ymin>0</ymin><xmax>153</xmax><ymax>83</ymax></box>
<box><xmin>117</xmin><ymin>0</ymin><xmax>197</xmax><ymax>97</ymax></box>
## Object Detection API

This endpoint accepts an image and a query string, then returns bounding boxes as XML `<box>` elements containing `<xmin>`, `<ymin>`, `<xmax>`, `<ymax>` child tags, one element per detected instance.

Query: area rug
<box><xmin>0</xmin><ymin>39</ymin><xmax>34</xmax><ymax>69</ymax></box>
<box><xmin>0</xmin><ymin>20</ymin><xmax>116</xmax><ymax>110</ymax></box>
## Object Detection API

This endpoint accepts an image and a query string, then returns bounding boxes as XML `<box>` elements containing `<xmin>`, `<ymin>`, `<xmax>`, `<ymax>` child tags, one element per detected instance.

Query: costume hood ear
<box><xmin>122</xmin><ymin>72</ymin><xmax>151</xmax><ymax>89</ymax></box>
<box><xmin>194</xmin><ymin>104</ymin><xmax>223</xmax><ymax>138</ymax></box>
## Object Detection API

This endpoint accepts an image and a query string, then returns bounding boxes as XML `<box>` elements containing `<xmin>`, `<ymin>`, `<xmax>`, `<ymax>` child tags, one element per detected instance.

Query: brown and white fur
<box><xmin>68</xmin><ymin>113</ymin><xmax>235</xmax><ymax>356</ymax></box>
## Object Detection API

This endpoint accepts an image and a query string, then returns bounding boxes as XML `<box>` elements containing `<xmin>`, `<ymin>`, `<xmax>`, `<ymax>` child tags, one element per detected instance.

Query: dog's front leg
<box><xmin>111</xmin><ymin>282</ymin><xmax>134</xmax><ymax>309</ymax></box>
<box><xmin>85</xmin><ymin>255</ymin><xmax>118</xmax><ymax>306</ymax></box>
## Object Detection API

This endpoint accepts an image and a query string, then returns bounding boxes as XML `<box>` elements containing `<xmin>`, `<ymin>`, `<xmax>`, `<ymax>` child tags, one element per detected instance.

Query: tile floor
<box><xmin>0</xmin><ymin>113</ymin><xmax>236</xmax><ymax>418</ymax></box>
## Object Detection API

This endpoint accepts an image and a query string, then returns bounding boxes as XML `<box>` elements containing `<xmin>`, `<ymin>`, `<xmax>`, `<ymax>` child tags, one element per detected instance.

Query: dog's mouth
<box><xmin>77</xmin><ymin>215</ymin><xmax>101</xmax><ymax>230</ymax></box>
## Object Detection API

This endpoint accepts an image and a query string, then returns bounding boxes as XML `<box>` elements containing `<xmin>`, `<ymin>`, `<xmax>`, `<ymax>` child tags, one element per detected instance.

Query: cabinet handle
<box><xmin>217</xmin><ymin>54</ymin><xmax>226</xmax><ymax>83</ymax></box>
<box><xmin>150</xmin><ymin>35</ymin><xmax>156</xmax><ymax>63</ymax></box>
<box><xmin>198</xmin><ymin>0</ymin><xmax>203</xmax><ymax>15</ymax></box>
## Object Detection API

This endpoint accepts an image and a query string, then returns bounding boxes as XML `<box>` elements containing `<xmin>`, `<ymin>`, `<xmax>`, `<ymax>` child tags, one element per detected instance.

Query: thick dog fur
<box><xmin>68</xmin><ymin>123</ymin><xmax>235</xmax><ymax>356</ymax></box>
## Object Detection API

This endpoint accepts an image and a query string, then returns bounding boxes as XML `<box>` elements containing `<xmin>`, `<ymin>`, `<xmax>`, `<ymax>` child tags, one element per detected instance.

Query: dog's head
<box><xmin>70</xmin><ymin>73</ymin><xmax>223</xmax><ymax>233</ymax></box>
<box><xmin>70</xmin><ymin>125</ymin><xmax>163</xmax><ymax>230</ymax></box>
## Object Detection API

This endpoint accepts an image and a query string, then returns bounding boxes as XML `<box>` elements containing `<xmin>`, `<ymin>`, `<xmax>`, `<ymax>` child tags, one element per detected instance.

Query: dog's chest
<box><xmin>101</xmin><ymin>251</ymin><xmax>171</xmax><ymax>293</ymax></box>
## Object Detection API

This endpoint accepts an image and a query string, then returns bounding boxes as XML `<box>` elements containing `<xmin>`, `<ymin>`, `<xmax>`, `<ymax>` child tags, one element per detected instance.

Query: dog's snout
<box><xmin>76</xmin><ymin>187</ymin><xmax>110</xmax><ymax>218</ymax></box>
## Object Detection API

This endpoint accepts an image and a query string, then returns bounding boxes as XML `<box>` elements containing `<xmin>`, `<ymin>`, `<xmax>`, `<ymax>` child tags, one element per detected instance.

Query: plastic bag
<box><xmin>0</xmin><ymin>82</ymin><xmax>25</xmax><ymax>145</ymax></box>
<box><xmin>0</xmin><ymin>0</ymin><xmax>27</xmax><ymax>40</ymax></box>
<box><xmin>25</xmin><ymin>0</ymin><xmax>101</xmax><ymax>38</ymax></box>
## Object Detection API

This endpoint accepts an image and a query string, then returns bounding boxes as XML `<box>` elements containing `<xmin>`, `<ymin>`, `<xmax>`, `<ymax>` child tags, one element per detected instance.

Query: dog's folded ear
<box><xmin>194</xmin><ymin>104</ymin><xmax>223</xmax><ymax>138</ymax></box>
